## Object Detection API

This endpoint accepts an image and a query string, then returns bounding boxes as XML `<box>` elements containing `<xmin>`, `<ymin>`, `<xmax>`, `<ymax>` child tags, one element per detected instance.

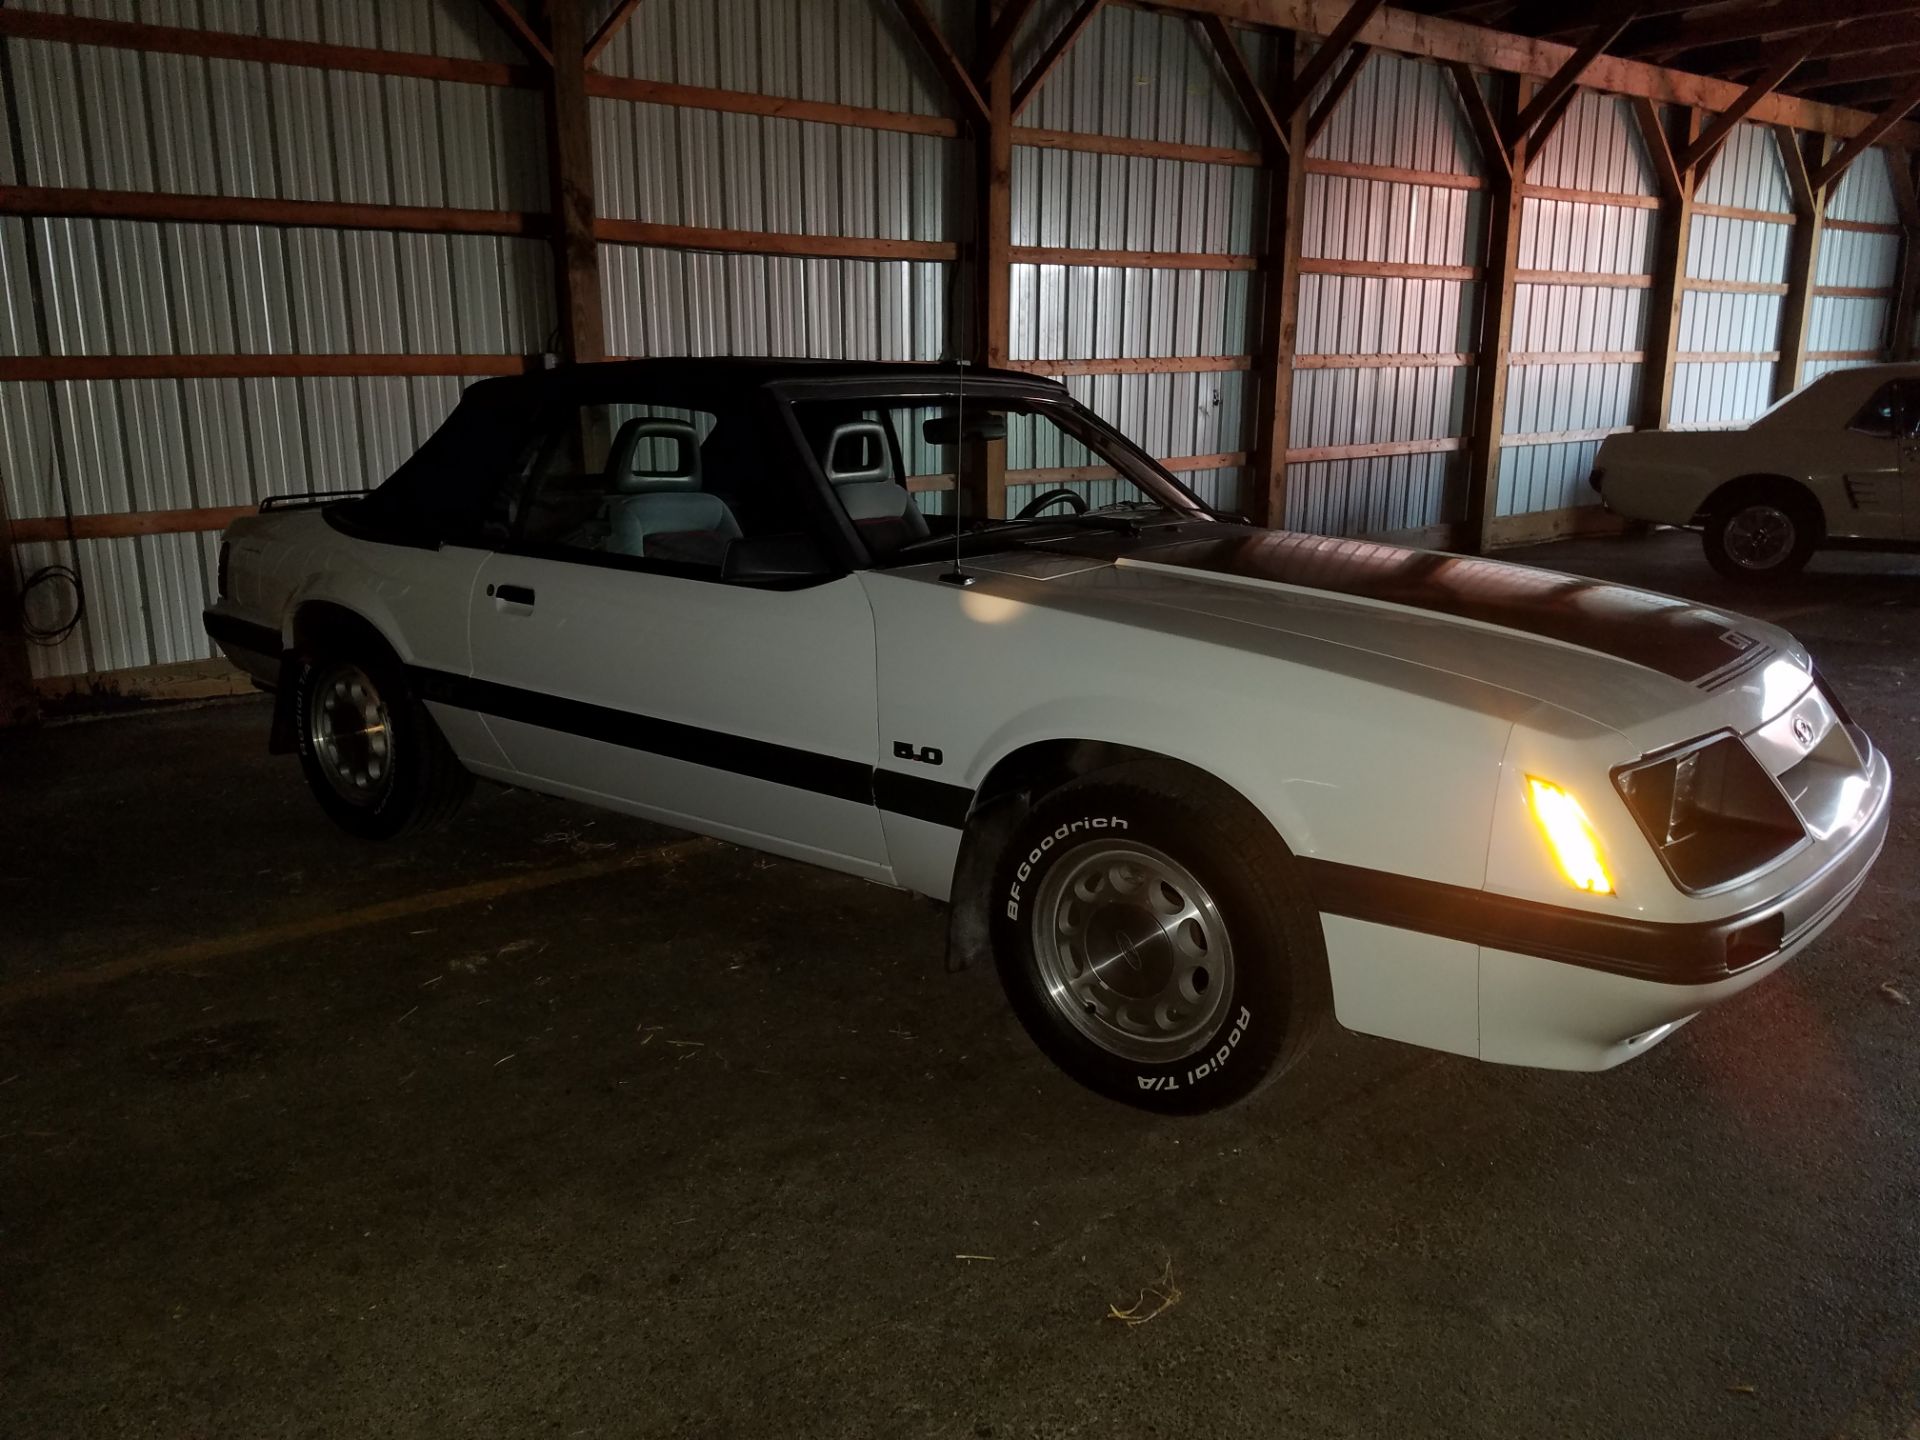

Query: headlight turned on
<box><xmin>1525</xmin><ymin>777</ymin><xmax>1614</xmax><ymax>896</ymax></box>
<box><xmin>1613</xmin><ymin>733</ymin><xmax>1807</xmax><ymax>893</ymax></box>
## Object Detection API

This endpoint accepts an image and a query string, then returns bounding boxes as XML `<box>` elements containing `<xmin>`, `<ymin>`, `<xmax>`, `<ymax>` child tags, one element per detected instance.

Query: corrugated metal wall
<box><xmin>1674</xmin><ymin>121</ymin><xmax>1790</xmax><ymax>429</ymax></box>
<box><xmin>2</xmin><ymin>0</ymin><xmax>547</xmax><ymax>678</ymax></box>
<box><xmin>1011</xmin><ymin>0</ymin><xmax>1268</xmax><ymax>513</ymax></box>
<box><xmin>1289</xmin><ymin>50</ymin><xmax>1478</xmax><ymax>537</ymax></box>
<box><xmin>1</xmin><ymin>1</ymin><xmax>1912</xmax><ymax>685</ymax></box>
<box><xmin>1497</xmin><ymin>91</ymin><xmax>1653</xmax><ymax>518</ymax></box>
<box><xmin>1806</xmin><ymin>148</ymin><xmax>1901</xmax><ymax>384</ymax></box>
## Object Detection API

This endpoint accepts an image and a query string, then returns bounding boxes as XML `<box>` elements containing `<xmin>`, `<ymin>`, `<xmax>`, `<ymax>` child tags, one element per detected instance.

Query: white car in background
<box><xmin>205</xmin><ymin>360</ymin><xmax>1890</xmax><ymax>1113</ymax></box>
<box><xmin>1593</xmin><ymin>363</ymin><xmax>1920</xmax><ymax>581</ymax></box>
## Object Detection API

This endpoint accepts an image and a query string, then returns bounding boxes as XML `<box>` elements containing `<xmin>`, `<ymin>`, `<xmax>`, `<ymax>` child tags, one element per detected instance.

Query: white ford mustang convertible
<box><xmin>1594</xmin><ymin>362</ymin><xmax>1920</xmax><ymax>581</ymax></box>
<box><xmin>205</xmin><ymin>359</ymin><xmax>1890</xmax><ymax>1113</ymax></box>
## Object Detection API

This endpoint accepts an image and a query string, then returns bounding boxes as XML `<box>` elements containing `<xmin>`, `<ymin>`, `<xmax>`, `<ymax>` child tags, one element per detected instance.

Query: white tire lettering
<box><xmin>1003</xmin><ymin>816</ymin><xmax>1128</xmax><ymax>921</ymax></box>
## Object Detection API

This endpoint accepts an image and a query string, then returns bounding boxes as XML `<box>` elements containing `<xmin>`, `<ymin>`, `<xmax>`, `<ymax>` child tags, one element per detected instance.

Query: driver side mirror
<box><xmin>721</xmin><ymin>531</ymin><xmax>837</xmax><ymax>584</ymax></box>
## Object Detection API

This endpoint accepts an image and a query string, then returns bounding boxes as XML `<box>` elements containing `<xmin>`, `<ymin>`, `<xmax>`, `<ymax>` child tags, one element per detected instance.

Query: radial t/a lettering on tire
<box><xmin>989</xmin><ymin>771</ymin><xmax>1328</xmax><ymax>1114</ymax></box>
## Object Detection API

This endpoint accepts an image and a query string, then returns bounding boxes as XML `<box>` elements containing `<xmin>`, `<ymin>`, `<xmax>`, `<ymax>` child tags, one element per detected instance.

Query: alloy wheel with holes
<box><xmin>1704</xmin><ymin>488</ymin><xmax>1817</xmax><ymax>583</ymax></box>
<box><xmin>990</xmin><ymin>773</ymin><xmax>1327</xmax><ymax>1113</ymax></box>
<box><xmin>293</xmin><ymin>640</ymin><xmax>472</xmax><ymax>840</ymax></box>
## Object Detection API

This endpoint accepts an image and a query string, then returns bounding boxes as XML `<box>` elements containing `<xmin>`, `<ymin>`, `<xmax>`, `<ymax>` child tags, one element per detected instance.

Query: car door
<box><xmin>464</xmin><ymin>388</ymin><xmax>892</xmax><ymax>881</ymax></box>
<box><xmin>1897</xmin><ymin>379</ymin><xmax>1920</xmax><ymax>540</ymax></box>
<box><xmin>1828</xmin><ymin>378</ymin><xmax>1906</xmax><ymax>540</ymax></box>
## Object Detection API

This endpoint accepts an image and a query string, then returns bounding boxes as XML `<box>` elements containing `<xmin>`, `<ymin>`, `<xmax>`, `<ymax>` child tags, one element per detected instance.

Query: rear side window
<box><xmin>1846</xmin><ymin>382</ymin><xmax>1904</xmax><ymax>438</ymax></box>
<box><xmin>513</xmin><ymin>400</ymin><xmax>809</xmax><ymax>573</ymax></box>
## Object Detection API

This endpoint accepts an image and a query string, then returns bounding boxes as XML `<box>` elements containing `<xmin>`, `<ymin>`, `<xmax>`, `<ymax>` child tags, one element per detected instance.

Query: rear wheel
<box><xmin>294</xmin><ymin>644</ymin><xmax>471</xmax><ymax>840</ymax></box>
<box><xmin>990</xmin><ymin>772</ymin><xmax>1327</xmax><ymax>1114</ymax></box>
<box><xmin>1703</xmin><ymin>486</ymin><xmax>1818</xmax><ymax>582</ymax></box>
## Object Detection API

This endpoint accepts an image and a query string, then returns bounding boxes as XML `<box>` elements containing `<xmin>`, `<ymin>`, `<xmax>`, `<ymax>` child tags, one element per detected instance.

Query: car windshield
<box><xmin>791</xmin><ymin>392</ymin><xmax>1220</xmax><ymax>563</ymax></box>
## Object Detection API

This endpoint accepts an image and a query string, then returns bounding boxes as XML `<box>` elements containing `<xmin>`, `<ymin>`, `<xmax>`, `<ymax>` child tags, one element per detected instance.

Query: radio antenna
<box><xmin>938</xmin><ymin>297</ymin><xmax>975</xmax><ymax>587</ymax></box>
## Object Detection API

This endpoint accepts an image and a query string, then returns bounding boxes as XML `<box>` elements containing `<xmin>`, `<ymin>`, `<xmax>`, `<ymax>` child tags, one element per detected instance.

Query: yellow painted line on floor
<box><xmin>0</xmin><ymin>836</ymin><xmax>720</xmax><ymax>1008</ymax></box>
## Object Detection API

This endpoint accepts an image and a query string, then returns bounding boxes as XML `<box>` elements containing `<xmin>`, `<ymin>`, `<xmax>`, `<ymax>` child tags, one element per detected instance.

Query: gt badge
<box><xmin>1719</xmin><ymin>629</ymin><xmax>1756</xmax><ymax>652</ymax></box>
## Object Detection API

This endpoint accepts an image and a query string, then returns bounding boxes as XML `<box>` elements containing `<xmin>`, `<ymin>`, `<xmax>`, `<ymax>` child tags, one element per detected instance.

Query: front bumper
<box><xmin>1317</xmin><ymin>743</ymin><xmax>1892</xmax><ymax>1070</ymax></box>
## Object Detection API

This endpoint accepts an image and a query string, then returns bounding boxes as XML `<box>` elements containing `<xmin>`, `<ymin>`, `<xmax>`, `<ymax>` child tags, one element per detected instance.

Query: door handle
<box><xmin>487</xmin><ymin>583</ymin><xmax>536</xmax><ymax>610</ymax></box>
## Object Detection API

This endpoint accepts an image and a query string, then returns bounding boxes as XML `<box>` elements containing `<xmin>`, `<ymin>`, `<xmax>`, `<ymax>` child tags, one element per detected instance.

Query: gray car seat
<box><xmin>604</xmin><ymin>418</ymin><xmax>742</xmax><ymax>566</ymax></box>
<box><xmin>824</xmin><ymin>421</ymin><xmax>928</xmax><ymax>554</ymax></box>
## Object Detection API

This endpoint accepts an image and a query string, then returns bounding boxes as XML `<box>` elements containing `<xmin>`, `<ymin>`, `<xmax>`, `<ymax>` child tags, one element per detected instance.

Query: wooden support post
<box><xmin>1635</xmin><ymin>100</ymin><xmax>1697</xmax><ymax>429</ymax></box>
<box><xmin>542</xmin><ymin>0</ymin><xmax>604</xmax><ymax>362</ymax></box>
<box><xmin>1249</xmin><ymin>37</ymin><xmax>1310</xmax><ymax>528</ymax></box>
<box><xmin>1462</xmin><ymin>74</ymin><xmax>1527</xmax><ymax>554</ymax></box>
<box><xmin>1775</xmin><ymin>127</ymin><xmax>1827</xmax><ymax>400</ymax></box>
<box><xmin>965</xmin><ymin>0</ymin><xmax>1014</xmax><ymax>521</ymax></box>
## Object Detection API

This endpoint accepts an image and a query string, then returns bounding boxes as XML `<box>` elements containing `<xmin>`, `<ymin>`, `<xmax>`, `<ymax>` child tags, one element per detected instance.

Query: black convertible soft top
<box><xmin>346</xmin><ymin>357</ymin><xmax>1060</xmax><ymax>546</ymax></box>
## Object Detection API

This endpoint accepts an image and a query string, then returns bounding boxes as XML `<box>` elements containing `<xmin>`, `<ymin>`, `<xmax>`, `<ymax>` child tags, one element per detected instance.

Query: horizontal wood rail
<box><xmin>596</xmin><ymin>220</ymin><xmax>957</xmax><ymax>262</ymax></box>
<box><xmin>1011</xmin><ymin>246</ymin><xmax>1258</xmax><ymax>270</ymax></box>
<box><xmin>1681</xmin><ymin>277</ymin><xmax>1790</xmax><ymax>295</ymax></box>
<box><xmin>1486</xmin><ymin>504</ymin><xmax>1630</xmax><ymax>547</ymax></box>
<box><xmin>0</xmin><ymin>8</ymin><xmax>535</xmax><ymax>89</ymax></box>
<box><xmin>1693</xmin><ymin>202</ymin><xmax>1795</xmax><ymax>224</ymax></box>
<box><xmin>6</xmin><ymin>504</ymin><xmax>256</xmax><ymax>545</ymax></box>
<box><xmin>1301</xmin><ymin>257</ymin><xmax>1481</xmax><ymax>281</ymax></box>
<box><xmin>587</xmin><ymin>75</ymin><xmax>962</xmax><ymax>138</ymax></box>
<box><xmin>1676</xmin><ymin>350</ymin><xmax>1783</xmax><ymax>362</ymax></box>
<box><xmin>1294</xmin><ymin>352</ymin><xmax>1473</xmax><ymax>368</ymax></box>
<box><xmin>1806</xmin><ymin>348</ymin><xmax>1888</xmax><ymax>361</ymax></box>
<box><xmin>0</xmin><ymin>354</ymin><xmax>532</xmax><ymax>383</ymax></box>
<box><xmin>1015</xmin><ymin>127</ymin><xmax>1263</xmax><ymax>167</ymax></box>
<box><xmin>1512</xmin><ymin>350</ymin><xmax>1645</xmax><ymax>365</ymax></box>
<box><xmin>1812</xmin><ymin>284</ymin><xmax>1897</xmax><ymax>298</ymax></box>
<box><xmin>904</xmin><ymin>451</ymin><xmax>1248</xmax><ymax>491</ymax></box>
<box><xmin>1523</xmin><ymin>184</ymin><xmax>1659</xmax><ymax>210</ymax></box>
<box><xmin>1515</xmin><ymin>269</ymin><xmax>1653</xmax><ymax>288</ymax></box>
<box><xmin>0</xmin><ymin>186</ymin><xmax>548</xmax><ymax>238</ymax></box>
<box><xmin>1498</xmin><ymin>425</ymin><xmax>1633</xmax><ymax>446</ymax></box>
<box><xmin>1287</xmin><ymin>436</ymin><xmax>1465</xmax><ymax>463</ymax></box>
<box><xmin>1825</xmin><ymin>217</ymin><xmax>1903</xmax><ymax>234</ymax></box>
<box><xmin>1003</xmin><ymin>355</ymin><xmax>1255</xmax><ymax>375</ymax></box>
<box><xmin>1308</xmin><ymin>159</ymin><xmax>1483</xmax><ymax>190</ymax></box>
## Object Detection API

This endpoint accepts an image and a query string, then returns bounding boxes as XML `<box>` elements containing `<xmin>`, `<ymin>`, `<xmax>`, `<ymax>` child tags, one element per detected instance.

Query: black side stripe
<box><xmin>411</xmin><ymin>667</ymin><xmax>975</xmax><ymax>827</ymax></box>
<box><xmin>203</xmin><ymin>610</ymin><xmax>281</xmax><ymax>660</ymax></box>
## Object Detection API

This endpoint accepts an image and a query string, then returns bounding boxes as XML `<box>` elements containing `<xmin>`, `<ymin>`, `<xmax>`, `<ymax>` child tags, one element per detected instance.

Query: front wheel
<box><xmin>990</xmin><ymin>773</ymin><xmax>1327</xmax><ymax>1113</ymax></box>
<box><xmin>294</xmin><ymin>645</ymin><xmax>471</xmax><ymax>840</ymax></box>
<box><xmin>1703</xmin><ymin>489</ymin><xmax>1818</xmax><ymax>582</ymax></box>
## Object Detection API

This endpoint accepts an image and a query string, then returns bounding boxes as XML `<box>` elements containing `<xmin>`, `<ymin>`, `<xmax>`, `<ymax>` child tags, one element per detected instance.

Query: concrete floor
<box><xmin>2</xmin><ymin>530</ymin><xmax>1916</xmax><ymax>1439</ymax></box>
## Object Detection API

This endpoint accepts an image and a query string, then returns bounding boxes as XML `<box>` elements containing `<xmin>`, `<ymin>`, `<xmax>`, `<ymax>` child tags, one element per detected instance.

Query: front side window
<box><xmin>514</xmin><ymin>399</ymin><xmax>810</xmax><ymax>573</ymax></box>
<box><xmin>792</xmin><ymin>394</ymin><xmax>1206</xmax><ymax>562</ymax></box>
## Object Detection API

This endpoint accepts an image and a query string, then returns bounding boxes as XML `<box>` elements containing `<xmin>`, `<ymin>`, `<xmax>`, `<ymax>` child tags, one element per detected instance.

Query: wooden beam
<box><xmin>1465</xmin><ymin>77</ymin><xmax>1528</xmax><ymax>554</ymax></box>
<box><xmin>544</xmin><ymin>0</ymin><xmax>603</xmax><ymax>362</ymax></box>
<box><xmin>598</xmin><ymin>220</ymin><xmax>957</xmax><ymax>261</ymax></box>
<box><xmin>1677</xmin><ymin>31</ymin><xmax>1832</xmax><ymax>175</ymax></box>
<box><xmin>1283</xmin><ymin>0</ymin><xmax>1385</xmax><ymax>115</ymax></box>
<box><xmin>1003</xmin><ymin>354</ymin><xmax>1256</xmax><ymax>374</ymax></box>
<box><xmin>1637</xmin><ymin>104</ymin><xmax>1697</xmax><ymax>429</ymax></box>
<box><xmin>1252</xmin><ymin>39</ymin><xmax>1311</xmax><ymax>527</ymax></box>
<box><xmin>480</xmin><ymin>0</ymin><xmax>554</xmax><ymax>66</ymax></box>
<box><xmin>1626</xmin><ymin>0</ymin><xmax>1920</xmax><ymax>58</ymax></box>
<box><xmin>1306</xmin><ymin>44</ymin><xmax>1371</xmax><ymax>147</ymax></box>
<box><xmin>1016</xmin><ymin>127</ymin><xmax>1261</xmax><ymax>166</ymax></box>
<box><xmin>1888</xmin><ymin>153</ymin><xmax>1920</xmax><ymax>359</ymax></box>
<box><xmin>0</xmin><ymin>185</ymin><xmax>546</xmax><ymax>238</ymax></box>
<box><xmin>1199</xmin><ymin>14</ymin><xmax>1288</xmax><ymax>158</ymax></box>
<box><xmin>1791</xmin><ymin>41</ymin><xmax>1920</xmax><ymax>91</ymax></box>
<box><xmin>1144</xmin><ymin>0</ymin><xmax>1920</xmax><ymax>148</ymax></box>
<box><xmin>982</xmin><ymin>0</ymin><xmax>1047</xmax><ymax>73</ymax></box>
<box><xmin>1447</xmin><ymin>62</ymin><xmax>1513</xmax><ymax>183</ymax></box>
<box><xmin>1012</xmin><ymin>0</ymin><xmax>1106</xmax><ymax>118</ymax></box>
<box><xmin>891</xmin><ymin>0</ymin><xmax>991</xmax><ymax>130</ymax></box>
<box><xmin>1014</xmin><ymin>245</ymin><xmax>1258</xmax><ymax>269</ymax></box>
<box><xmin>1671</xmin><ymin>21</ymin><xmax>1905</xmax><ymax>80</ymax></box>
<box><xmin>5</xmin><ymin>505</ymin><xmax>257</xmax><ymax>545</ymax></box>
<box><xmin>1812</xmin><ymin>76</ymin><xmax>1920</xmax><ymax>188</ymax></box>
<box><xmin>584</xmin><ymin>0</ymin><xmax>647</xmax><ymax>69</ymax></box>
<box><xmin>1504</xmin><ymin>7</ymin><xmax>1637</xmax><ymax>149</ymax></box>
<box><xmin>0</xmin><ymin>9</ymin><xmax>534</xmax><ymax>90</ymax></box>
<box><xmin>970</xmin><ymin>0</ymin><xmax>1016</xmax><ymax>521</ymax></box>
<box><xmin>586</xmin><ymin>76</ymin><xmax>960</xmax><ymax>137</ymax></box>
<box><xmin>1776</xmin><ymin>129</ymin><xmax>1828</xmax><ymax>399</ymax></box>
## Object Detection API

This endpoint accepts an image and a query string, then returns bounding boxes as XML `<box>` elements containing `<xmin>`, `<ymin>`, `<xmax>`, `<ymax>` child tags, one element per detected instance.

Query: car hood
<box><xmin>940</xmin><ymin>526</ymin><xmax>1811</xmax><ymax>738</ymax></box>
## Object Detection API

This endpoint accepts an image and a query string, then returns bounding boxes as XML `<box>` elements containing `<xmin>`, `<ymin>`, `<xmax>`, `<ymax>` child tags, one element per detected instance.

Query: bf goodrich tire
<box><xmin>294</xmin><ymin>644</ymin><xmax>472</xmax><ymax>840</ymax></box>
<box><xmin>989</xmin><ymin>774</ymin><xmax>1328</xmax><ymax>1114</ymax></box>
<box><xmin>1703</xmin><ymin>489</ymin><xmax>1818</xmax><ymax>583</ymax></box>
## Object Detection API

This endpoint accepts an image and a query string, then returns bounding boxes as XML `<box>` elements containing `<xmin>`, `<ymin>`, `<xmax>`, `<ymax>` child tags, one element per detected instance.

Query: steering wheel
<box><xmin>1014</xmin><ymin>487</ymin><xmax>1089</xmax><ymax>520</ymax></box>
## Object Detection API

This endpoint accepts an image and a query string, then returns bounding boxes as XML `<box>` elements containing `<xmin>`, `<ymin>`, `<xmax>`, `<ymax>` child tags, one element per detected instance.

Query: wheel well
<box><xmin>290</xmin><ymin>601</ymin><xmax>401</xmax><ymax>664</ymax></box>
<box><xmin>1693</xmin><ymin>474</ymin><xmax>1822</xmax><ymax>535</ymax></box>
<box><xmin>944</xmin><ymin>739</ymin><xmax>1291</xmax><ymax>975</ymax></box>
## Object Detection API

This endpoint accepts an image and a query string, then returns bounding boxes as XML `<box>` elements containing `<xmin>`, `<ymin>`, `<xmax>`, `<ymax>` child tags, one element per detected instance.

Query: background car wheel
<box><xmin>1703</xmin><ymin>485</ymin><xmax>1819</xmax><ymax>583</ymax></box>
<box><xmin>989</xmin><ymin>769</ymin><xmax>1328</xmax><ymax>1114</ymax></box>
<box><xmin>294</xmin><ymin>643</ymin><xmax>471</xmax><ymax>840</ymax></box>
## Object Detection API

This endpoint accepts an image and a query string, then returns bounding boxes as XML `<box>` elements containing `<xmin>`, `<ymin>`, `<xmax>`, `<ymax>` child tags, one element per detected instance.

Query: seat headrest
<box><xmin>608</xmin><ymin>418</ymin><xmax>702</xmax><ymax>494</ymax></box>
<box><xmin>823</xmin><ymin>421</ymin><xmax>895</xmax><ymax>487</ymax></box>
